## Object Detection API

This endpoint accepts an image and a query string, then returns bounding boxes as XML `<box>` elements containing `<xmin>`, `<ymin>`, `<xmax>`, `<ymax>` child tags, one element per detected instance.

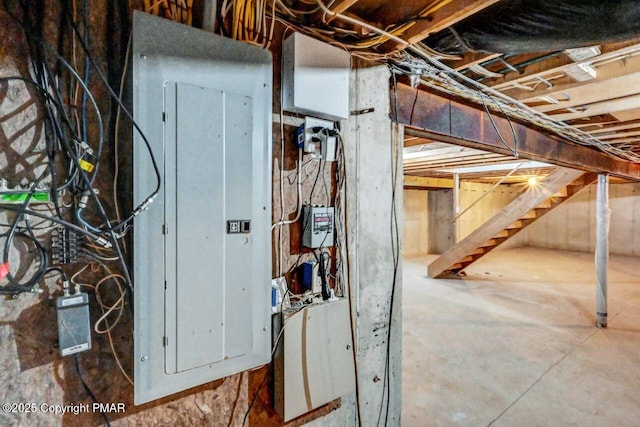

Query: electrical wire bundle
<box><xmin>220</xmin><ymin>0</ymin><xmax>277</xmax><ymax>47</ymax></box>
<box><xmin>259</xmin><ymin>1</ymin><xmax>640</xmax><ymax>163</ymax></box>
<box><xmin>143</xmin><ymin>0</ymin><xmax>194</xmax><ymax>26</ymax></box>
<box><xmin>1</xmin><ymin>0</ymin><xmax>160</xmax><ymax>291</ymax></box>
<box><xmin>0</xmin><ymin>0</ymin><xmax>161</xmax><ymax>393</ymax></box>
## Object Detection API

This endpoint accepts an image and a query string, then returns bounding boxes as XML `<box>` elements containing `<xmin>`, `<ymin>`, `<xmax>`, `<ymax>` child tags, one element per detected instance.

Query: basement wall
<box><xmin>403</xmin><ymin>189</ymin><xmax>429</xmax><ymax>257</ymax></box>
<box><xmin>526</xmin><ymin>182</ymin><xmax>640</xmax><ymax>256</ymax></box>
<box><xmin>405</xmin><ymin>181</ymin><xmax>525</xmax><ymax>256</ymax></box>
<box><xmin>458</xmin><ymin>181</ymin><xmax>526</xmax><ymax>250</ymax></box>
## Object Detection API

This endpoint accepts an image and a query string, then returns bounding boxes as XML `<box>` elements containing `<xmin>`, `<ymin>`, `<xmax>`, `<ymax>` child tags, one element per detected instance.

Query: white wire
<box><xmin>271</xmin><ymin>148</ymin><xmax>303</xmax><ymax>230</ymax></box>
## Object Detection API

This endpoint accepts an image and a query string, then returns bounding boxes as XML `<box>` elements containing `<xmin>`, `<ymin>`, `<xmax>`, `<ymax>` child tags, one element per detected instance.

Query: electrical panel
<box><xmin>303</xmin><ymin>205</ymin><xmax>335</xmax><ymax>248</ymax></box>
<box><xmin>273</xmin><ymin>299</ymin><xmax>355</xmax><ymax>422</ymax></box>
<box><xmin>282</xmin><ymin>32</ymin><xmax>350</xmax><ymax>121</ymax></box>
<box><xmin>132</xmin><ymin>12</ymin><xmax>272</xmax><ymax>404</ymax></box>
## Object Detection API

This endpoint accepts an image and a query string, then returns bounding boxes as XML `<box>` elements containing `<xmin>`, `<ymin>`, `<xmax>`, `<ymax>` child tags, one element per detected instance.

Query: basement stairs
<box><xmin>427</xmin><ymin>167</ymin><xmax>598</xmax><ymax>278</ymax></box>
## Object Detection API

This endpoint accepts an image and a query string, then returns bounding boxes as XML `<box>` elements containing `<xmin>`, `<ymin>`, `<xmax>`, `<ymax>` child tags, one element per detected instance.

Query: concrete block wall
<box><xmin>526</xmin><ymin>182</ymin><xmax>640</xmax><ymax>256</ymax></box>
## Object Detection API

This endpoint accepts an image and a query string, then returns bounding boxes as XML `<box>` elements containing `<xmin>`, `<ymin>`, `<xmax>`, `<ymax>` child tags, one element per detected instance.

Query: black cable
<box><xmin>74</xmin><ymin>354</ymin><xmax>112</xmax><ymax>427</ymax></box>
<box><xmin>478</xmin><ymin>91</ymin><xmax>518</xmax><ymax>157</ymax></box>
<box><xmin>377</xmin><ymin>70</ymin><xmax>402</xmax><ymax>427</ymax></box>
<box><xmin>61</xmin><ymin>4</ymin><xmax>161</xmax><ymax>228</ymax></box>
<box><xmin>313</xmin><ymin>250</ymin><xmax>330</xmax><ymax>300</ymax></box>
<box><xmin>45</xmin><ymin>265</ymin><xmax>69</xmax><ymax>282</ymax></box>
<box><xmin>0</xmin><ymin>204</ymin><xmax>103</xmax><ymax>241</ymax></box>
<box><xmin>283</xmin><ymin>157</ymin><xmax>326</xmax><ymax>276</ymax></box>
<box><xmin>242</xmin><ymin>364</ymin><xmax>271</xmax><ymax>427</ymax></box>
<box><xmin>3</xmin><ymin>2</ymin><xmax>134</xmax><ymax>307</ymax></box>
<box><xmin>1</xmin><ymin>174</ymin><xmax>50</xmax><ymax>294</ymax></box>
<box><xmin>493</xmin><ymin>97</ymin><xmax>520</xmax><ymax>157</ymax></box>
<box><xmin>81</xmin><ymin>0</ymin><xmax>90</xmax><ymax>146</ymax></box>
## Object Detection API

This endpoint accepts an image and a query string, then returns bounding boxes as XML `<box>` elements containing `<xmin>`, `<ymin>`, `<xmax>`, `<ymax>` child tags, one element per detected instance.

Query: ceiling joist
<box><xmin>379</xmin><ymin>0</ymin><xmax>502</xmax><ymax>52</ymax></box>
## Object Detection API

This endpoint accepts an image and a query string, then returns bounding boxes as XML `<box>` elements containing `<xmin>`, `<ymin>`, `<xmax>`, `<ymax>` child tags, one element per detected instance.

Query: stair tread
<box><xmin>428</xmin><ymin>171</ymin><xmax>594</xmax><ymax>278</ymax></box>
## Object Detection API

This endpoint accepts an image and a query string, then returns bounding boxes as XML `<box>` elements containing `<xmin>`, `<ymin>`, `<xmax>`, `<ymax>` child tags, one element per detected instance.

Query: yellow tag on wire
<box><xmin>79</xmin><ymin>159</ymin><xmax>95</xmax><ymax>173</ymax></box>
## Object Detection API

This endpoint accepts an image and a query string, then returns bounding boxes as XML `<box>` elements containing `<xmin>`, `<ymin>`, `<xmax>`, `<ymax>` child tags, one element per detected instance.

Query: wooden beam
<box><xmin>328</xmin><ymin>0</ymin><xmax>359</xmax><ymax>16</ymax></box>
<box><xmin>516</xmin><ymin>54</ymin><xmax>640</xmax><ymax>103</ymax></box>
<box><xmin>606</xmin><ymin>137</ymin><xmax>640</xmax><ymax>145</ymax></box>
<box><xmin>454</xmin><ymin>53</ymin><xmax>502</xmax><ymax>72</ymax></box>
<box><xmin>404</xmin><ymin>145</ymin><xmax>491</xmax><ymax>161</ymax></box>
<box><xmin>531</xmin><ymin>72</ymin><xmax>640</xmax><ymax>114</ymax></box>
<box><xmin>489</xmin><ymin>40</ymin><xmax>640</xmax><ymax>90</ymax></box>
<box><xmin>588</xmin><ymin>120</ymin><xmax>640</xmax><ymax>135</ymax></box>
<box><xmin>380</xmin><ymin>0</ymin><xmax>502</xmax><ymax>52</ymax></box>
<box><xmin>597</xmin><ymin>129</ymin><xmax>640</xmax><ymax>141</ymax></box>
<box><xmin>548</xmin><ymin>94</ymin><xmax>640</xmax><ymax>122</ymax></box>
<box><xmin>392</xmin><ymin>83</ymin><xmax>640</xmax><ymax>181</ymax></box>
<box><xmin>404</xmin><ymin>175</ymin><xmax>454</xmax><ymax>189</ymax></box>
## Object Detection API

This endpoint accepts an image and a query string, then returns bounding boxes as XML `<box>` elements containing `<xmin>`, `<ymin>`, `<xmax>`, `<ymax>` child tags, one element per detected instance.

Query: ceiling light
<box><xmin>528</xmin><ymin>177</ymin><xmax>538</xmax><ymax>186</ymax></box>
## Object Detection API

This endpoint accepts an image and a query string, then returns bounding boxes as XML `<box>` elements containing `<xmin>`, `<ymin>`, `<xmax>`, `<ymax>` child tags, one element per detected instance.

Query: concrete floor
<box><xmin>402</xmin><ymin>247</ymin><xmax>640</xmax><ymax>427</ymax></box>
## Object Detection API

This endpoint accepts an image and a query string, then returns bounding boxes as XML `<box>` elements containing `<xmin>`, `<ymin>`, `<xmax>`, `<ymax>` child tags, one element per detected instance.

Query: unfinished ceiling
<box><xmin>403</xmin><ymin>138</ymin><xmax>555</xmax><ymax>184</ymax></box>
<box><xmin>276</xmin><ymin>0</ymin><xmax>640</xmax><ymax>178</ymax></box>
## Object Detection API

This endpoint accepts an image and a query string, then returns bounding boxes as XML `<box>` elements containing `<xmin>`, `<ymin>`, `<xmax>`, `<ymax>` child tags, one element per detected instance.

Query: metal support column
<box><xmin>453</xmin><ymin>173</ymin><xmax>460</xmax><ymax>243</ymax></box>
<box><xmin>595</xmin><ymin>174</ymin><xmax>609</xmax><ymax>328</ymax></box>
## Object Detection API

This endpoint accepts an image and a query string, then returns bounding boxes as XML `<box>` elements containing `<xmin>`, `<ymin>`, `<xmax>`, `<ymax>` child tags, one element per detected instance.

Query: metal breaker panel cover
<box><xmin>132</xmin><ymin>11</ymin><xmax>272</xmax><ymax>404</ymax></box>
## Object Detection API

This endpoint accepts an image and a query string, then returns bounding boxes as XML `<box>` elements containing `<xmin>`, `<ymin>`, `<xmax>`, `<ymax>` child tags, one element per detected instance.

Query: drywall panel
<box><xmin>132</xmin><ymin>11</ymin><xmax>272</xmax><ymax>404</ymax></box>
<box><xmin>403</xmin><ymin>189</ymin><xmax>429</xmax><ymax>257</ymax></box>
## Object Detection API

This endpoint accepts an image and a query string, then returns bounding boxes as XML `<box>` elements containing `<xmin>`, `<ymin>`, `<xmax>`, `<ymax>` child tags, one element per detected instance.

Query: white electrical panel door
<box><xmin>133</xmin><ymin>12</ymin><xmax>272</xmax><ymax>404</ymax></box>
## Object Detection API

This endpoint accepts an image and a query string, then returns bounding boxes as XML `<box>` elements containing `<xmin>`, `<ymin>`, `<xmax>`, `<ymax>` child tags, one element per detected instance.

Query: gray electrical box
<box><xmin>132</xmin><ymin>12</ymin><xmax>272</xmax><ymax>404</ymax></box>
<box><xmin>282</xmin><ymin>32</ymin><xmax>350</xmax><ymax>121</ymax></box>
<box><xmin>56</xmin><ymin>292</ymin><xmax>91</xmax><ymax>356</ymax></box>
<box><xmin>303</xmin><ymin>205</ymin><xmax>335</xmax><ymax>248</ymax></box>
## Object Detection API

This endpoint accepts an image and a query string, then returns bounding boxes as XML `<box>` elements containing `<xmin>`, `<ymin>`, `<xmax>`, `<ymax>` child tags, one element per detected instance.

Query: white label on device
<box><xmin>62</xmin><ymin>343</ymin><xmax>89</xmax><ymax>356</ymax></box>
<box><xmin>61</xmin><ymin>296</ymin><xmax>84</xmax><ymax>307</ymax></box>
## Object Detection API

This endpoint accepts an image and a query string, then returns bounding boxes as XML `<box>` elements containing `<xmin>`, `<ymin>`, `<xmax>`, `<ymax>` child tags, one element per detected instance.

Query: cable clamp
<box><xmin>94</xmin><ymin>236</ymin><xmax>112</xmax><ymax>249</ymax></box>
<box><xmin>76</xmin><ymin>139</ymin><xmax>94</xmax><ymax>156</ymax></box>
<box><xmin>135</xmin><ymin>196</ymin><xmax>156</xmax><ymax>216</ymax></box>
